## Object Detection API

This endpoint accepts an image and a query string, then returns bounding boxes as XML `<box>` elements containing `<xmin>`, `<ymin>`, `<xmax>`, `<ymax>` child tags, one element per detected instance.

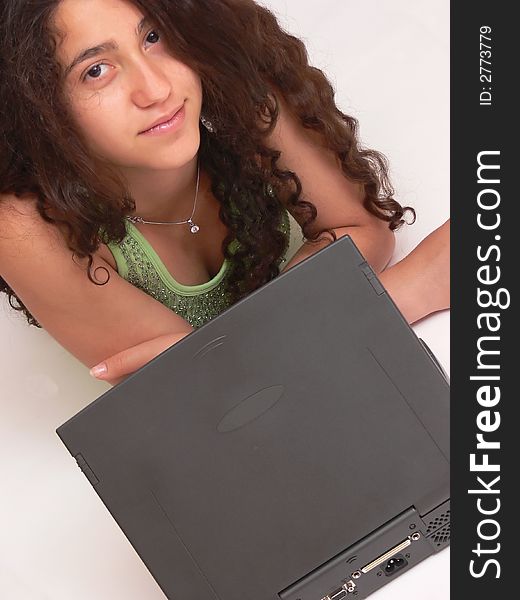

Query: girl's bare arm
<box><xmin>264</xmin><ymin>93</ymin><xmax>396</xmax><ymax>273</ymax></box>
<box><xmin>267</xmin><ymin>93</ymin><xmax>449</xmax><ymax>325</ymax></box>
<box><xmin>0</xmin><ymin>195</ymin><xmax>194</xmax><ymax>386</ymax></box>
<box><xmin>378</xmin><ymin>218</ymin><xmax>450</xmax><ymax>324</ymax></box>
<box><xmin>282</xmin><ymin>218</ymin><xmax>450</xmax><ymax>325</ymax></box>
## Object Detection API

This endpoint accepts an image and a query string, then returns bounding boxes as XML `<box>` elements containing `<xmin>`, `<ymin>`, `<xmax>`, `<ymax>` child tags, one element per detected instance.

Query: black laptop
<box><xmin>56</xmin><ymin>234</ymin><xmax>450</xmax><ymax>600</ymax></box>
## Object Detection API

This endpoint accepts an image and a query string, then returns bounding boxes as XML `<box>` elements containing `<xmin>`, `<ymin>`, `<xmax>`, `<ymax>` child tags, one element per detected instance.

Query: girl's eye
<box><xmin>83</xmin><ymin>63</ymin><xmax>109</xmax><ymax>81</ymax></box>
<box><xmin>145</xmin><ymin>29</ymin><xmax>161</xmax><ymax>45</ymax></box>
<box><xmin>81</xmin><ymin>29</ymin><xmax>162</xmax><ymax>83</ymax></box>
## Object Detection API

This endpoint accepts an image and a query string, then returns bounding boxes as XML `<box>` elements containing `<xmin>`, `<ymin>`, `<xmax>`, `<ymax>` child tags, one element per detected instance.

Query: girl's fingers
<box><xmin>90</xmin><ymin>331</ymin><xmax>190</xmax><ymax>382</ymax></box>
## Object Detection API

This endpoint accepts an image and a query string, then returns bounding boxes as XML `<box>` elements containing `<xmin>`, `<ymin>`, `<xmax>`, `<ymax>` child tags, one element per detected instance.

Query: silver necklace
<box><xmin>125</xmin><ymin>161</ymin><xmax>201</xmax><ymax>233</ymax></box>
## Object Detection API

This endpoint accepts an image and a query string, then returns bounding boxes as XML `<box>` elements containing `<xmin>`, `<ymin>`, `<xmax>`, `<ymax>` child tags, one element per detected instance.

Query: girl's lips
<box><xmin>139</xmin><ymin>104</ymin><xmax>186</xmax><ymax>136</ymax></box>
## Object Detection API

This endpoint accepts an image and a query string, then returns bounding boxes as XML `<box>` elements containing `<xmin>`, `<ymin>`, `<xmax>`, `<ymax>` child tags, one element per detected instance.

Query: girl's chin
<box><xmin>101</xmin><ymin>139</ymin><xmax>200</xmax><ymax>171</ymax></box>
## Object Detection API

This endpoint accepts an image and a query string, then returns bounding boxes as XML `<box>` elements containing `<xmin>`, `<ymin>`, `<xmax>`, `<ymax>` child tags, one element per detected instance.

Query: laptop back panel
<box><xmin>57</xmin><ymin>235</ymin><xmax>450</xmax><ymax>600</ymax></box>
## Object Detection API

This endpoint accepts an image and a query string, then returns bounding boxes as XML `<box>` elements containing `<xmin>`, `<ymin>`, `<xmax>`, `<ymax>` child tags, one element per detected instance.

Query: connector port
<box><xmin>328</xmin><ymin>587</ymin><xmax>347</xmax><ymax>600</ymax></box>
<box><xmin>381</xmin><ymin>553</ymin><xmax>408</xmax><ymax>577</ymax></box>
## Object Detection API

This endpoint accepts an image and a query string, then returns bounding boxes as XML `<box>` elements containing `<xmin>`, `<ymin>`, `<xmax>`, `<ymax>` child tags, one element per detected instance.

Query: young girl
<box><xmin>0</xmin><ymin>0</ymin><xmax>449</xmax><ymax>388</ymax></box>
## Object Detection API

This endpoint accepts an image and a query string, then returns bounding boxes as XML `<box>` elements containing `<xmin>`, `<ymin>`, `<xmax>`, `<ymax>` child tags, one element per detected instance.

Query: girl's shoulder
<box><xmin>0</xmin><ymin>191</ymin><xmax>194</xmax><ymax>374</ymax></box>
<box><xmin>0</xmin><ymin>192</ymin><xmax>56</xmax><ymax>242</ymax></box>
<box><xmin>0</xmin><ymin>191</ymin><xmax>36</xmax><ymax>217</ymax></box>
<box><xmin>0</xmin><ymin>192</ymin><xmax>118</xmax><ymax>272</ymax></box>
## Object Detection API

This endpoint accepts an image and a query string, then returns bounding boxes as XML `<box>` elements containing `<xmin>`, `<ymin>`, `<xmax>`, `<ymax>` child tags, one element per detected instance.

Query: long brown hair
<box><xmin>0</xmin><ymin>0</ymin><xmax>415</xmax><ymax>328</ymax></box>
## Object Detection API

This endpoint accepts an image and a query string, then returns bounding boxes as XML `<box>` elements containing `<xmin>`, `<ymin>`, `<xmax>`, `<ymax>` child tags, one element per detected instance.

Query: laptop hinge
<box><xmin>75</xmin><ymin>453</ymin><xmax>100</xmax><ymax>486</ymax></box>
<box><xmin>359</xmin><ymin>261</ymin><xmax>385</xmax><ymax>295</ymax></box>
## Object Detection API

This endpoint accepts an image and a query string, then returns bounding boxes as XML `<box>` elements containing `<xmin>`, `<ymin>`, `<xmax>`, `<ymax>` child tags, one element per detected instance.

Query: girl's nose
<box><xmin>130</xmin><ymin>59</ymin><xmax>171</xmax><ymax>107</ymax></box>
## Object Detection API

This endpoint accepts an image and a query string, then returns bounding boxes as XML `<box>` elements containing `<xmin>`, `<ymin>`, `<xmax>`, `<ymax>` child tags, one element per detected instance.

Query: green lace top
<box><xmin>104</xmin><ymin>208</ymin><xmax>291</xmax><ymax>328</ymax></box>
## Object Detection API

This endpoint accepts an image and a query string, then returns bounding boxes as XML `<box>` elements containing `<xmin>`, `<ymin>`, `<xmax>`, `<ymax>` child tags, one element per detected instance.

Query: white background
<box><xmin>0</xmin><ymin>1</ymin><xmax>449</xmax><ymax>598</ymax></box>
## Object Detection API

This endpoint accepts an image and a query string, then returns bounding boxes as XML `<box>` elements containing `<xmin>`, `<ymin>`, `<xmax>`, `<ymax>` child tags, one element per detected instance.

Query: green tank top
<box><xmin>104</xmin><ymin>208</ymin><xmax>291</xmax><ymax>328</ymax></box>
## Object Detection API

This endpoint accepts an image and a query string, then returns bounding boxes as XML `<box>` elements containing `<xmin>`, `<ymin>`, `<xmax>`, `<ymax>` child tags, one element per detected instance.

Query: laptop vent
<box><xmin>425</xmin><ymin>509</ymin><xmax>450</xmax><ymax>534</ymax></box>
<box><xmin>428</xmin><ymin>523</ymin><xmax>451</xmax><ymax>547</ymax></box>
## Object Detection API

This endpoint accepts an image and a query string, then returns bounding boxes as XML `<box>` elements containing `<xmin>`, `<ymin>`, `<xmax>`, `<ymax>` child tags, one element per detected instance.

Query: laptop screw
<box><xmin>352</xmin><ymin>570</ymin><xmax>362</xmax><ymax>579</ymax></box>
<box><xmin>411</xmin><ymin>532</ymin><xmax>421</xmax><ymax>541</ymax></box>
<box><xmin>409</xmin><ymin>523</ymin><xmax>416</xmax><ymax>530</ymax></box>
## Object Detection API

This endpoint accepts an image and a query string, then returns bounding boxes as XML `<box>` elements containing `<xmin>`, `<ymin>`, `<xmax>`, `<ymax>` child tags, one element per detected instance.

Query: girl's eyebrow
<box><xmin>64</xmin><ymin>15</ymin><xmax>151</xmax><ymax>76</ymax></box>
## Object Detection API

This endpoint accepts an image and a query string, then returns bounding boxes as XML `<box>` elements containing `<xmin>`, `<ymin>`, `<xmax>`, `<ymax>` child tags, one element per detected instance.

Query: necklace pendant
<box><xmin>188</xmin><ymin>219</ymin><xmax>200</xmax><ymax>234</ymax></box>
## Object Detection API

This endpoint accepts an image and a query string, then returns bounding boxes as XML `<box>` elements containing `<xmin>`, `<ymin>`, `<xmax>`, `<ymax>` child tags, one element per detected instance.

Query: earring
<box><xmin>200</xmin><ymin>114</ymin><xmax>215</xmax><ymax>133</ymax></box>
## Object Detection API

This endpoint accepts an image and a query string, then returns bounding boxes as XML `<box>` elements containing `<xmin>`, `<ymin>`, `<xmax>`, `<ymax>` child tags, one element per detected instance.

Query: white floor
<box><xmin>0</xmin><ymin>1</ymin><xmax>449</xmax><ymax>598</ymax></box>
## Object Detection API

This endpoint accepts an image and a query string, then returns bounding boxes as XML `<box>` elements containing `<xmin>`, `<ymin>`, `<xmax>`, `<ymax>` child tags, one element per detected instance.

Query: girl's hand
<box><xmin>89</xmin><ymin>330</ymin><xmax>192</xmax><ymax>386</ymax></box>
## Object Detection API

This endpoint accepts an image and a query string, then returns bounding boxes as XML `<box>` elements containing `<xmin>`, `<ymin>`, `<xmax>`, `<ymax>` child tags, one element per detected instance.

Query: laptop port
<box><xmin>321</xmin><ymin>581</ymin><xmax>357</xmax><ymax>600</ymax></box>
<box><xmin>328</xmin><ymin>587</ymin><xmax>347</xmax><ymax>600</ymax></box>
<box><xmin>360</xmin><ymin>537</ymin><xmax>412</xmax><ymax>573</ymax></box>
<box><xmin>381</xmin><ymin>554</ymin><xmax>408</xmax><ymax>577</ymax></box>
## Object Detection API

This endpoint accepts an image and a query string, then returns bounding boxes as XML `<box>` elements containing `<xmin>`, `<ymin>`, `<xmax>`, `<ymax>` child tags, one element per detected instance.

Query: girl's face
<box><xmin>53</xmin><ymin>0</ymin><xmax>203</xmax><ymax>172</ymax></box>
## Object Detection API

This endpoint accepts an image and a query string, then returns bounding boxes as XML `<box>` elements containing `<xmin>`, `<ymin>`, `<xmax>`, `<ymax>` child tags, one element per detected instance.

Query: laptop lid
<box><xmin>56</xmin><ymin>235</ymin><xmax>450</xmax><ymax>600</ymax></box>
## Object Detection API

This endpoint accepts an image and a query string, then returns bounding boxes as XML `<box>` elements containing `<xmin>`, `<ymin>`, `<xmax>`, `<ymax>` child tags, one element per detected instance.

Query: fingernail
<box><xmin>90</xmin><ymin>363</ymin><xmax>107</xmax><ymax>378</ymax></box>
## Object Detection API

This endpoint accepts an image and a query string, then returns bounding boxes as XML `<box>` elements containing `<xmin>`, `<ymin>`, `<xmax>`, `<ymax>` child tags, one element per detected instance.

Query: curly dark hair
<box><xmin>0</xmin><ymin>0</ymin><xmax>415</xmax><ymax>328</ymax></box>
